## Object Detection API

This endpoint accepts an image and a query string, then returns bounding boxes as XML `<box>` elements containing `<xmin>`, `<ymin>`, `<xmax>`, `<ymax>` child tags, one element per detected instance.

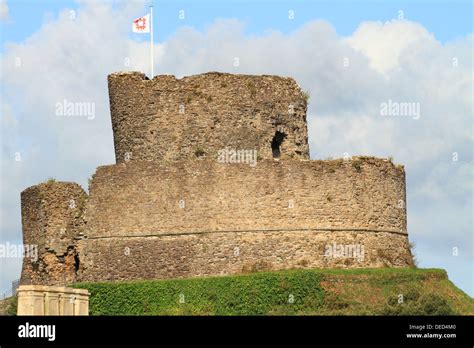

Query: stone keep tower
<box><xmin>20</xmin><ymin>72</ymin><xmax>413</xmax><ymax>285</ymax></box>
<box><xmin>108</xmin><ymin>71</ymin><xmax>310</xmax><ymax>163</ymax></box>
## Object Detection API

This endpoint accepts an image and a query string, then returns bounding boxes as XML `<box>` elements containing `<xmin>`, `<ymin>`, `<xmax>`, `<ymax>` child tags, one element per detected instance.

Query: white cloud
<box><xmin>0</xmin><ymin>0</ymin><xmax>8</xmax><ymax>22</ymax></box>
<box><xmin>0</xmin><ymin>3</ymin><xmax>472</xmax><ymax>295</ymax></box>
<box><xmin>345</xmin><ymin>20</ymin><xmax>438</xmax><ymax>74</ymax></box>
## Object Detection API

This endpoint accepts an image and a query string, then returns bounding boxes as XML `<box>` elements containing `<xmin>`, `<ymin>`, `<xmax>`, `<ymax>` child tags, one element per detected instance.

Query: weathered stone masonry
<box><xmin>108</xmin><ymin>71</ymin><xmax>310</xmax><ymax>163</ymax></box>
<box><xmin>20</xmin><ymin>71</ymin><xmax>413</xmax><ymax>285</ymax></box>
<box><xmin>20</xmin><ymin>182</ymin><xmax>86</xmax><ymax>285</ymax></box>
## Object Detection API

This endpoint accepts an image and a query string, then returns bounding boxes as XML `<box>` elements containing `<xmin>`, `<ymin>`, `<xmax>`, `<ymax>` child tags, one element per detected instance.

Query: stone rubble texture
<box><xmin>20</xmin><ymin>71</ymin><xmax>413</xmax><ymax>285</ymax></box>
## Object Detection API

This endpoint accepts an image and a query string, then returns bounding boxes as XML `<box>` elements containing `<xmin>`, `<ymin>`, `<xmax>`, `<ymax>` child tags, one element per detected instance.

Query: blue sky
<box><xmin>1</xmin><ymin>0</ymin><xmax>472</xmax><ymax>47</ymax></box>
<box><xmin>0</xmin><ymin>0</ymin><xmax>473</xmax><ymax>298</ymax></box>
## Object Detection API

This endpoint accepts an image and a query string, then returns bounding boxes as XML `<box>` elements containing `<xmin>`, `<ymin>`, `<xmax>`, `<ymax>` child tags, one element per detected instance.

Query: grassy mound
<box><xmin>0</xmin><ymin>296</ymin><xmax>17</xmax><ymax>316</ymax></box>
<box><xmin>73</xmin><ymin>268</ymin><xmax>473</xmax><ymax>316</ymax></box>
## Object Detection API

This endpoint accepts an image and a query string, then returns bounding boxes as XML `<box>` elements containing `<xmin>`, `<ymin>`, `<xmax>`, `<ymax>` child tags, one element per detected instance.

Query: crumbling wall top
<box><xmin>108</xmin><ymin>71</ymin><xmax>310</xmax><ymax>163</ymax></box>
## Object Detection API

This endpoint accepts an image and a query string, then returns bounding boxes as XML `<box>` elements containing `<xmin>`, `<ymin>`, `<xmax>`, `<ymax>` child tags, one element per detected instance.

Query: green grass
<box><xmin>72</xmin><ymin>268</ymin><xmax>473</xmax><ymax>316</ymax></box>
<box><xmin>0</xmin><ymin>296</ymin><xmax>17</xmax><ymax>316</ymax></box>
<box><xmin>74</xmin><ymin>269</ymin><xmax>324</xmax><ymax>315</ymax></box>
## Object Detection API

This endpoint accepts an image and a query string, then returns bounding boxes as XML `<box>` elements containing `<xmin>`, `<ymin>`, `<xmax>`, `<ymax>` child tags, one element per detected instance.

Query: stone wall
<box><xmin>20</xmin><ymin>182</ymin><xmax>87</xmax><ymax>285</ymax></box>
<box><xmin>79</xmin><ymin>231</ymin><xmax>411</xmax><ymax>283</ymax></box>
<box><xmin>85</xmin><ymin>157</ymin><xmax>406</xmax><ymax>238</ymax></box>
<box><xmin>17</xmin><ymin>285</ymin><xmax>89</xmax><ymax>315</ymax></box>
<box><xmin>108</xmin><ymin>71</ymin><xmax>310</xmax><ymax>163</ymax></box>
<box><xmin>76</xmin><ymin>156</ymin><xmax>411</xmax><ymax>282</ymax></box>
<box><xmin>19</xmin><ymin>71</ymin><xmax>413</xmax><ymax>286</ymax></box>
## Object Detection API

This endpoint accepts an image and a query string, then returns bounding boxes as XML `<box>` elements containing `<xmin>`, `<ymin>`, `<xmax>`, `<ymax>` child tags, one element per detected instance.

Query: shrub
<box><xmin>419</xmin><ymin>294</ymin><xmax>454</xmax><ymax>315</ymax></box>
<box><xmin>6</xmin><ymin>296</ymin><xmax>17</xmax><ymax>316</ymax></box>
<box><xmin>194</xmin><ymin>147</ymin><xmax>206</xmax><ymax>157</ymax></box>
<box><xmin>74</xmin><ymin>270</ymin><xmax>324</xmax><ymax>316</ymax></box>
<box><xmin>302</xmin><ymin>91</ymin><xmax>310</xmax><ymax>103</ymax></box>
<box><xmin>352</xmin><ymin>159</ymin><xmax>362</xmax><ymax>172</ymax></box>
<box><xmin>382</xmin><ymin>288</ymin><xmax>454</xmax><ymax>315</ymax></box>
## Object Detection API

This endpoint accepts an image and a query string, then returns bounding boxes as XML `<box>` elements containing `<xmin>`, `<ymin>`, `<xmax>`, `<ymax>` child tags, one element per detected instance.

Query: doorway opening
<box><xmin>271</xmin><ymin>131</ymin><xmax>287</xmax><ymax>158</ymax></box>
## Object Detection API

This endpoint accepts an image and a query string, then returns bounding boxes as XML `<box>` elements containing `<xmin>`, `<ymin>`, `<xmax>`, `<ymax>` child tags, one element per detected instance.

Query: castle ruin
<box><xmin>20</xmin><ymin>71</ymin><xmax>413</xmax><ymax>285</ymax></box>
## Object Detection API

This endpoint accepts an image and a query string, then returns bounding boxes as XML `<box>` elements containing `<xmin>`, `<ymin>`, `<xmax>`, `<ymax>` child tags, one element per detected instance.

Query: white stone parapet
<box><xmin>16</xmin><ymin>285</ymin><xmax>90</xmax><ymax>316</ymax></box>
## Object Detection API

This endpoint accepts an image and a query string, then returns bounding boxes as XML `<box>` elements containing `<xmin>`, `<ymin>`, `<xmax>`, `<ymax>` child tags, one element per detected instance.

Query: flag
<box><xmin>131</xmin><ymin>8</ymin><xmax>154</xmax><ymax>78</ymax></box>
<box><xmin>132</xmin><ymin>14</ymin><xmax>150</xmax><ymax>33</ymax></box>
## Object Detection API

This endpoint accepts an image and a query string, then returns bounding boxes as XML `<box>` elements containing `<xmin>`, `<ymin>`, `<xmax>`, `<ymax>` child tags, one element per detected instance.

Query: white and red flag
<box><xmin>132</xmin><ymin>7</ymin><xmax>155</xmax><ymax>77</ymax></box>
<box><xmin>132</xmin><ymin>13</ymin><xmax>150</xmax><ymax>33</ymax></box>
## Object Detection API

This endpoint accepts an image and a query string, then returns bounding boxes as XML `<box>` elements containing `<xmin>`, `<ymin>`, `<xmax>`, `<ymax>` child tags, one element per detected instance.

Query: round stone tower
<box><xmin>20</xmin><ymin>71</ymin><xmax>413</xmax><ymax>286</ymax></box>
<box><xmin>20</xmin><ymin>181</ymin><xmax>86</xmax><ymax>285</ymax></box>
<box><xmin>107</xmin><ymin>71</ymin><xmax>310</xmax><ymax>164</ymax></box>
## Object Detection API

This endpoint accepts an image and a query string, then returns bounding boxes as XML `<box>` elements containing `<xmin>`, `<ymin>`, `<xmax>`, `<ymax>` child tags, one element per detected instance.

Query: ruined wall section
<box><xmin>79</xmin><ymin>231</ymin><xmax>412</xmax><ymax>282</ymax></box>
<box><xmin>78</xmin><ymin>157</ymin><xmax>411</xmax><ymax>282</ymax></box>
<box><xmin>108</xmin><ymin>72</ymin><xmax>310</xmax><ymax>163</ymax></box>
<box><xmin>20</xmin><ymin>182</ymin><xmax>87</xmax><ymax>285</ymax></box>
<box><xmin>84</xmin><ymin>157</ymin><xmax>406</xmax><ymax>238</ymax></box>
<box><xmin>20</xmin><ymin>70</ymin><xmax>413</xmax><ymax>285</ymax></box>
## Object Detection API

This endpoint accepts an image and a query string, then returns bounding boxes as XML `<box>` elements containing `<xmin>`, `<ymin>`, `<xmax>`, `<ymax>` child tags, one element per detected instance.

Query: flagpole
<box><xmin>150</xmin><ymin>5</ymin><xmax>154</xmax><ymax>78</ymax></box>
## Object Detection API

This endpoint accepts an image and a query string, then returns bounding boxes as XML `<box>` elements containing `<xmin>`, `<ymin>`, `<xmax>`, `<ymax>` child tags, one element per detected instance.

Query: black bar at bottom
<box><xmin>0</xmin><ymin>316</ymin><xmax>472</xmax><ymax>346</ymax></box>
